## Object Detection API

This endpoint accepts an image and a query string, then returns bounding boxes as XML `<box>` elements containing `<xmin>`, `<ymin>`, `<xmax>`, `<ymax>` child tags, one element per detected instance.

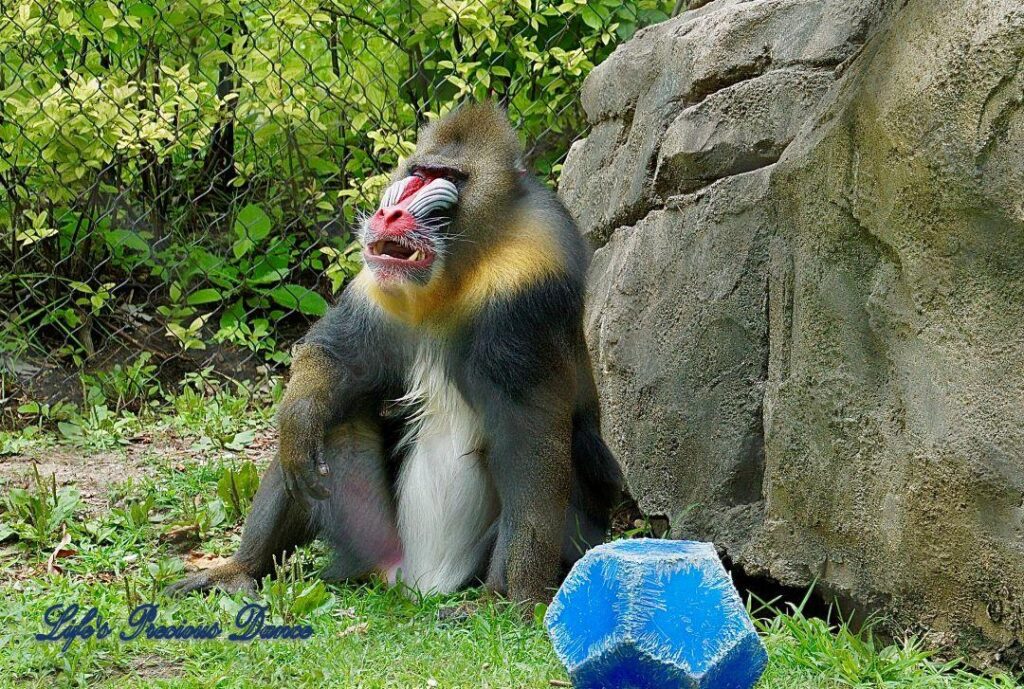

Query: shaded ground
<box><xmin>1</xmin><ymin>320</ymin><xmax>285</xmax><ymax>424</ymax></box>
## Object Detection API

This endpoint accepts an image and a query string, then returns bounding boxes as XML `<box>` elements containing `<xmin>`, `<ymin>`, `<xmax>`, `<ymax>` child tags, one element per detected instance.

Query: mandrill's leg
<box><xmin>166</xmin><ymin>456</ymin><xmax>313</xmax><ymax>596</ymax></box>
<box><xmin>167</xmin><ymin>420</ymin><xmax>399</xmax><ymax>596</ymax></box>
<box><xmin>314</xmin><ymin>421</ymin><xmax>402</xmax><ymax>582</ymax></box>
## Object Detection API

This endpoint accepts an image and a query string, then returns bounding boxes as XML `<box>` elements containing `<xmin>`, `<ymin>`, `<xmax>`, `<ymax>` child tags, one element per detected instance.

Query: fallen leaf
<box><xmin>184</xmin><ymin>552</ymin><xmax>232</xmax><ymax>571</ymax></box>
<box><xmin>160</xmin><ymin>524</ymin><xmax>199</xmax><ymax>544</ymax></box>
<box><xmin>549</xmin><ymin>681</ymin><xmax>571</xmax><ymax>687</ymax></box>
<box><xmin>337</xmin><ymin>622</ymin><xmax>369</xmax><ymax>638</ymax></box>
<box><xmin>249</xmin><ymin>433</ymin><xmax>276</xmax><ymax>450</ymax></box>
<box><xmin>46</xmin><ymin>532</ymin><xmax>75</xmax><ymax>574</ymax></box>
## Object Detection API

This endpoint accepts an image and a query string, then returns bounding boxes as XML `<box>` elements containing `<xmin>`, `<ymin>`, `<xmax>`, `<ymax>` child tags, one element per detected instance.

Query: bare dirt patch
<box><xmin>0</xmin><ymin>444</ymin><xmax>155</xmax><ymax>515</ymax></box>
<box><xmin>0</xmin><ymin>429</ymin><xmax>277</xmax><ymax>516</ymax></box>
<box><xmin>128</xmin><ymin>653</ymin><xmax>184</xmax><ymax>681</ymax></box>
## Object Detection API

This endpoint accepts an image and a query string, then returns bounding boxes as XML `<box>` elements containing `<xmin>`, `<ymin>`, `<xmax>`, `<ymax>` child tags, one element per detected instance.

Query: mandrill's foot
<box><xmin>436</xmin><ymin>600</ymin><xmax>482</xmax><ymax>623</ymax></box>
<box><xmin>436</xmin><ymin>589</ymin><xmax>502</xmax><ymax>623</ymax></box>
<box><xmin>166</xmin><ymin>561</ymin><xmax>258</xmax><ymax>597</ymax></box>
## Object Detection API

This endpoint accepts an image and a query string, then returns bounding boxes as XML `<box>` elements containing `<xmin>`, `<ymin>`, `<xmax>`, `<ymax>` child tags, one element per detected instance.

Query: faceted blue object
<box><xmin>545</xmin><ymin>539</ymin><xmax>767</xmax><ymax>689</ymax></box>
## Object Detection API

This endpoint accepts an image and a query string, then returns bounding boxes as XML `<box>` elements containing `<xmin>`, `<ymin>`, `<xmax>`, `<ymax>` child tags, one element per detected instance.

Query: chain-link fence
<box><xmin>0</xmin><ymin>0</ymin><xmax>672</xmax><ymax>429</ymax></box>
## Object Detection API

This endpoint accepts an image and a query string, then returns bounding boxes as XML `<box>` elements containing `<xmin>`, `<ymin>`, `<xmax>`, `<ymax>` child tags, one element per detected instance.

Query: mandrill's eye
<box><xmin>410</xmin><ymin>165</ymin><xmax>465</xmax><ymax>186</ymax></box>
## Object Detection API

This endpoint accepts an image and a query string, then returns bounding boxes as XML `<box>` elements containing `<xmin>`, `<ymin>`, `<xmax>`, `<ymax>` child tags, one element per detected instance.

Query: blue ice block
<box><xmin>544</xmin><ymin>539</ymin><xmax>767</xmax><ymax>689</ymax></box>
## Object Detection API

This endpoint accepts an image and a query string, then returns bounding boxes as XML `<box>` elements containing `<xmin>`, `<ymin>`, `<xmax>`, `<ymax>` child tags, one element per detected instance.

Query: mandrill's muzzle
<box><xmin>363</xmin><ymin>174</ymin><xmax>459</xmax><ymax>281</ymax></box>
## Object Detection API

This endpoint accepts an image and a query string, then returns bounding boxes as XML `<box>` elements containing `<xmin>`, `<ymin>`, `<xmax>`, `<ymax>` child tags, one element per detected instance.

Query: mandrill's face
<box><xmin>359</xmin><ymin>104</ymin><xmax>523</xmax><ymax>290</ymax></box>
<box><xmin>360</xmin><ymin>164</ymin><xmax>463</xmax><ymax>286</ymax></box>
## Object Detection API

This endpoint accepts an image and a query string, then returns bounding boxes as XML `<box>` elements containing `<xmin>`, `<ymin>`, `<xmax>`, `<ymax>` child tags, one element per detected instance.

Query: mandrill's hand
<box><xmin>278</xmin><ymin>401</ymin><xmax>330</xmax><ymax>502</ymax></box>
<box><xmin>276</xmin><ymin>345</ymin><xmax>337</xmax><ymax>502</ymax></box>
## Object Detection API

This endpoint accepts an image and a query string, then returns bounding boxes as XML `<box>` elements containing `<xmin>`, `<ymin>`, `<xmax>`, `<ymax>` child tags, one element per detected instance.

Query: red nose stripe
<box><xmin>370</xmin><ymin>174</ymin><xmax>440</xmax><ymax>234</ymax></box>
<box><xmin>396</xmin><ymin>175</ymin><xmax>426</xmax><ymax>205</ymax></box>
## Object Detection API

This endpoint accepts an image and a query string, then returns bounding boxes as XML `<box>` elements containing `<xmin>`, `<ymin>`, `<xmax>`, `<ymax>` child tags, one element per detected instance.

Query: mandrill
<box><xmin>168</xmin><ymin>102</ymin><xmax>621</xmax><ymax>607</ymax></box>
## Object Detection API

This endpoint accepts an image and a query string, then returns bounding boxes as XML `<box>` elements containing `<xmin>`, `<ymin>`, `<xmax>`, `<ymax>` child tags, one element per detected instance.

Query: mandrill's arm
<box><xmin>277</xmin><ymin>281</ymin><xmax>407</xmax><ymax>503</ymax></box>
<box><xmin>169</xmin><ymin>282</ymin><xmax>405</xmax><ymax>593</ymax></box>
<box><xmin>458</xmin><ymin>276</ymin><xmax>585</xmax><ymax>606</ymax></box>
<box><xmin>167</xmin><ymin>282</ymin><xmax>406</xmax><ymax>596</ymax></box>
<box><xmin>276</xmin><ymin>344</ymin><xmax>345</xmax><ymax>501</ymax></box>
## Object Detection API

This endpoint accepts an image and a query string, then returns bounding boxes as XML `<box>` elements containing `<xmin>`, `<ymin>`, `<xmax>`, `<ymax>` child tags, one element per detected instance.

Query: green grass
<box><xmin>1</xmin><ymin>402</ymin><xmax>1021</xmax><ymax>688</ymax></box>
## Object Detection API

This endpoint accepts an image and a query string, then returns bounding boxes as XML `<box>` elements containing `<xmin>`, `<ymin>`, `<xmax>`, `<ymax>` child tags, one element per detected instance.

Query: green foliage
<box><xmin>0</xmin><ymin>426</ymin><xmax>45</xmax><ymax>456</ymax></box>
<box><xmin>1</xmin><ymin>464</ymin><xmax>81</xmax><ymax>549</ymax></box>
<box><xmin>80</xmin><ymin>352</ymin><xmax>160</xmax><ymax>414</ymax></box>
<box><xmin>109</xmin><ymin>493</ymin><xmax>156</xmax><ymax>533</ymax></box>
<box><xmin>0</xmin><ymin>0</ymin><xmax>670</xmax><ymax>380</ymax></box>
<box><xmin>171</xmin><ymin>493</ymin><xmax>228</xmax><ymax>539</ymax></box>
<box><xmin>251</xmin><ymin>558</ymin><xmax>338</xmax><ymax>623</ymax></box>
<box><xmin>6</xmin><ymin>363</ymin><xmax>277</xmax><ymax>452</ymax></box>
<box><xmin>216</xmin><ymin>460</ymin><xmax>260</xmax><ymax>519</ymax></box>
<box><xmin>167</xmin><ymin>372</ymin><xmax>273</xmax><ymax>450</ymax></box>
<box><xmin>0</xmin><ymin>408</ymin><xmax>1020</xmax><ymax>687</ymax></box>
<box><xmin>753</xmin><ymin>596</ymin><xmax>1021</xmax><ymax>689</ymax></box>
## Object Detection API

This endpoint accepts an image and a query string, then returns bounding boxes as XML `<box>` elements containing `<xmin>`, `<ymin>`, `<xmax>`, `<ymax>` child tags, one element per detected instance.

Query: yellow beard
<box><xmin>357</xmin><ymin>220</ymin><xmax>564</xmax><ymax>328</ymax></box>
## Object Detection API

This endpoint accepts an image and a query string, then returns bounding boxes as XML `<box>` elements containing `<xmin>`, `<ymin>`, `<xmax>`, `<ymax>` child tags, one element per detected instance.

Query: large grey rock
<box><xmin>656</xmin><ymin>68</ymin><xmax>833</xmax><ymax>195</ymax></box>
<box><xmin>565</xmin><ymin>0</ymin><xmax>1024</xmax><ymax>666</ymax></box>
<box><xmin>588</xmin><ymin>170</ymin><xmax>771</xmax><ymax>565</ymax></box>
<box><xmin>563</xmin><ymin>0</ymin><xmax>887</xmax><ymax>243</ymax></box>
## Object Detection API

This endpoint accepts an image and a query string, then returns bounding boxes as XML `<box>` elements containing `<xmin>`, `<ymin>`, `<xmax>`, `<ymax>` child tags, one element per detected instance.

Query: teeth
<box><xmin>409</xmin><ymin>250</ymin><xmax>422</xmax><ymax>261</ymax></box>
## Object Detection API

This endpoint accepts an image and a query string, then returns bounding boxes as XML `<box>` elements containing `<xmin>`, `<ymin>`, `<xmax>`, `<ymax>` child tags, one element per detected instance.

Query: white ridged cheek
<box><xmin>378</xmin><ymin>176</ymin><xmax>459</xmax><ymax>217</ymax></box>
<box><xmin>405</xmin><ymin>178</ymin><xmax>459</xmax><ymax>218</ymax></box>
<box><xmin>379</xmin><ymin>176</ymin><xmax>414</xmax><ymax>209</ymax></box>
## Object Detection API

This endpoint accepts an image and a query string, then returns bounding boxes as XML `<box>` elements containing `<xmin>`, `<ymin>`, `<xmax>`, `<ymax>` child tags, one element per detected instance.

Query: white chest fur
<box><xmin>393</xmin><ymin>347</ymin><xmax>498</xmax><ymax>594</ymax></box>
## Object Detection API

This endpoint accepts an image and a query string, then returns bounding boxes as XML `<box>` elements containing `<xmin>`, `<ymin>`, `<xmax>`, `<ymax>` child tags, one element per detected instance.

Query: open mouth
<box><xmin>365</xmin><ymin>239</ymin><xmax>435</xmax><ymax>268</ymax></box>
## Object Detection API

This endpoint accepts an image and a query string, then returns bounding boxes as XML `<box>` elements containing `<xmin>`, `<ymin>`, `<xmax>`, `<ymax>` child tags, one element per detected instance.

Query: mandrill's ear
<box><xmin>514</xmin><ymin>152</ymin><xmax>527</xmax><ymax>175</ymax></box>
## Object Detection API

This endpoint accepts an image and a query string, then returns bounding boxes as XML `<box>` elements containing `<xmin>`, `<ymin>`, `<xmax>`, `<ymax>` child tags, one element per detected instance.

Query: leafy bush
<box><xmin>0</xmin><ymin>0</ymin><xmax>670</xmax><ymax>394</ymax></box>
